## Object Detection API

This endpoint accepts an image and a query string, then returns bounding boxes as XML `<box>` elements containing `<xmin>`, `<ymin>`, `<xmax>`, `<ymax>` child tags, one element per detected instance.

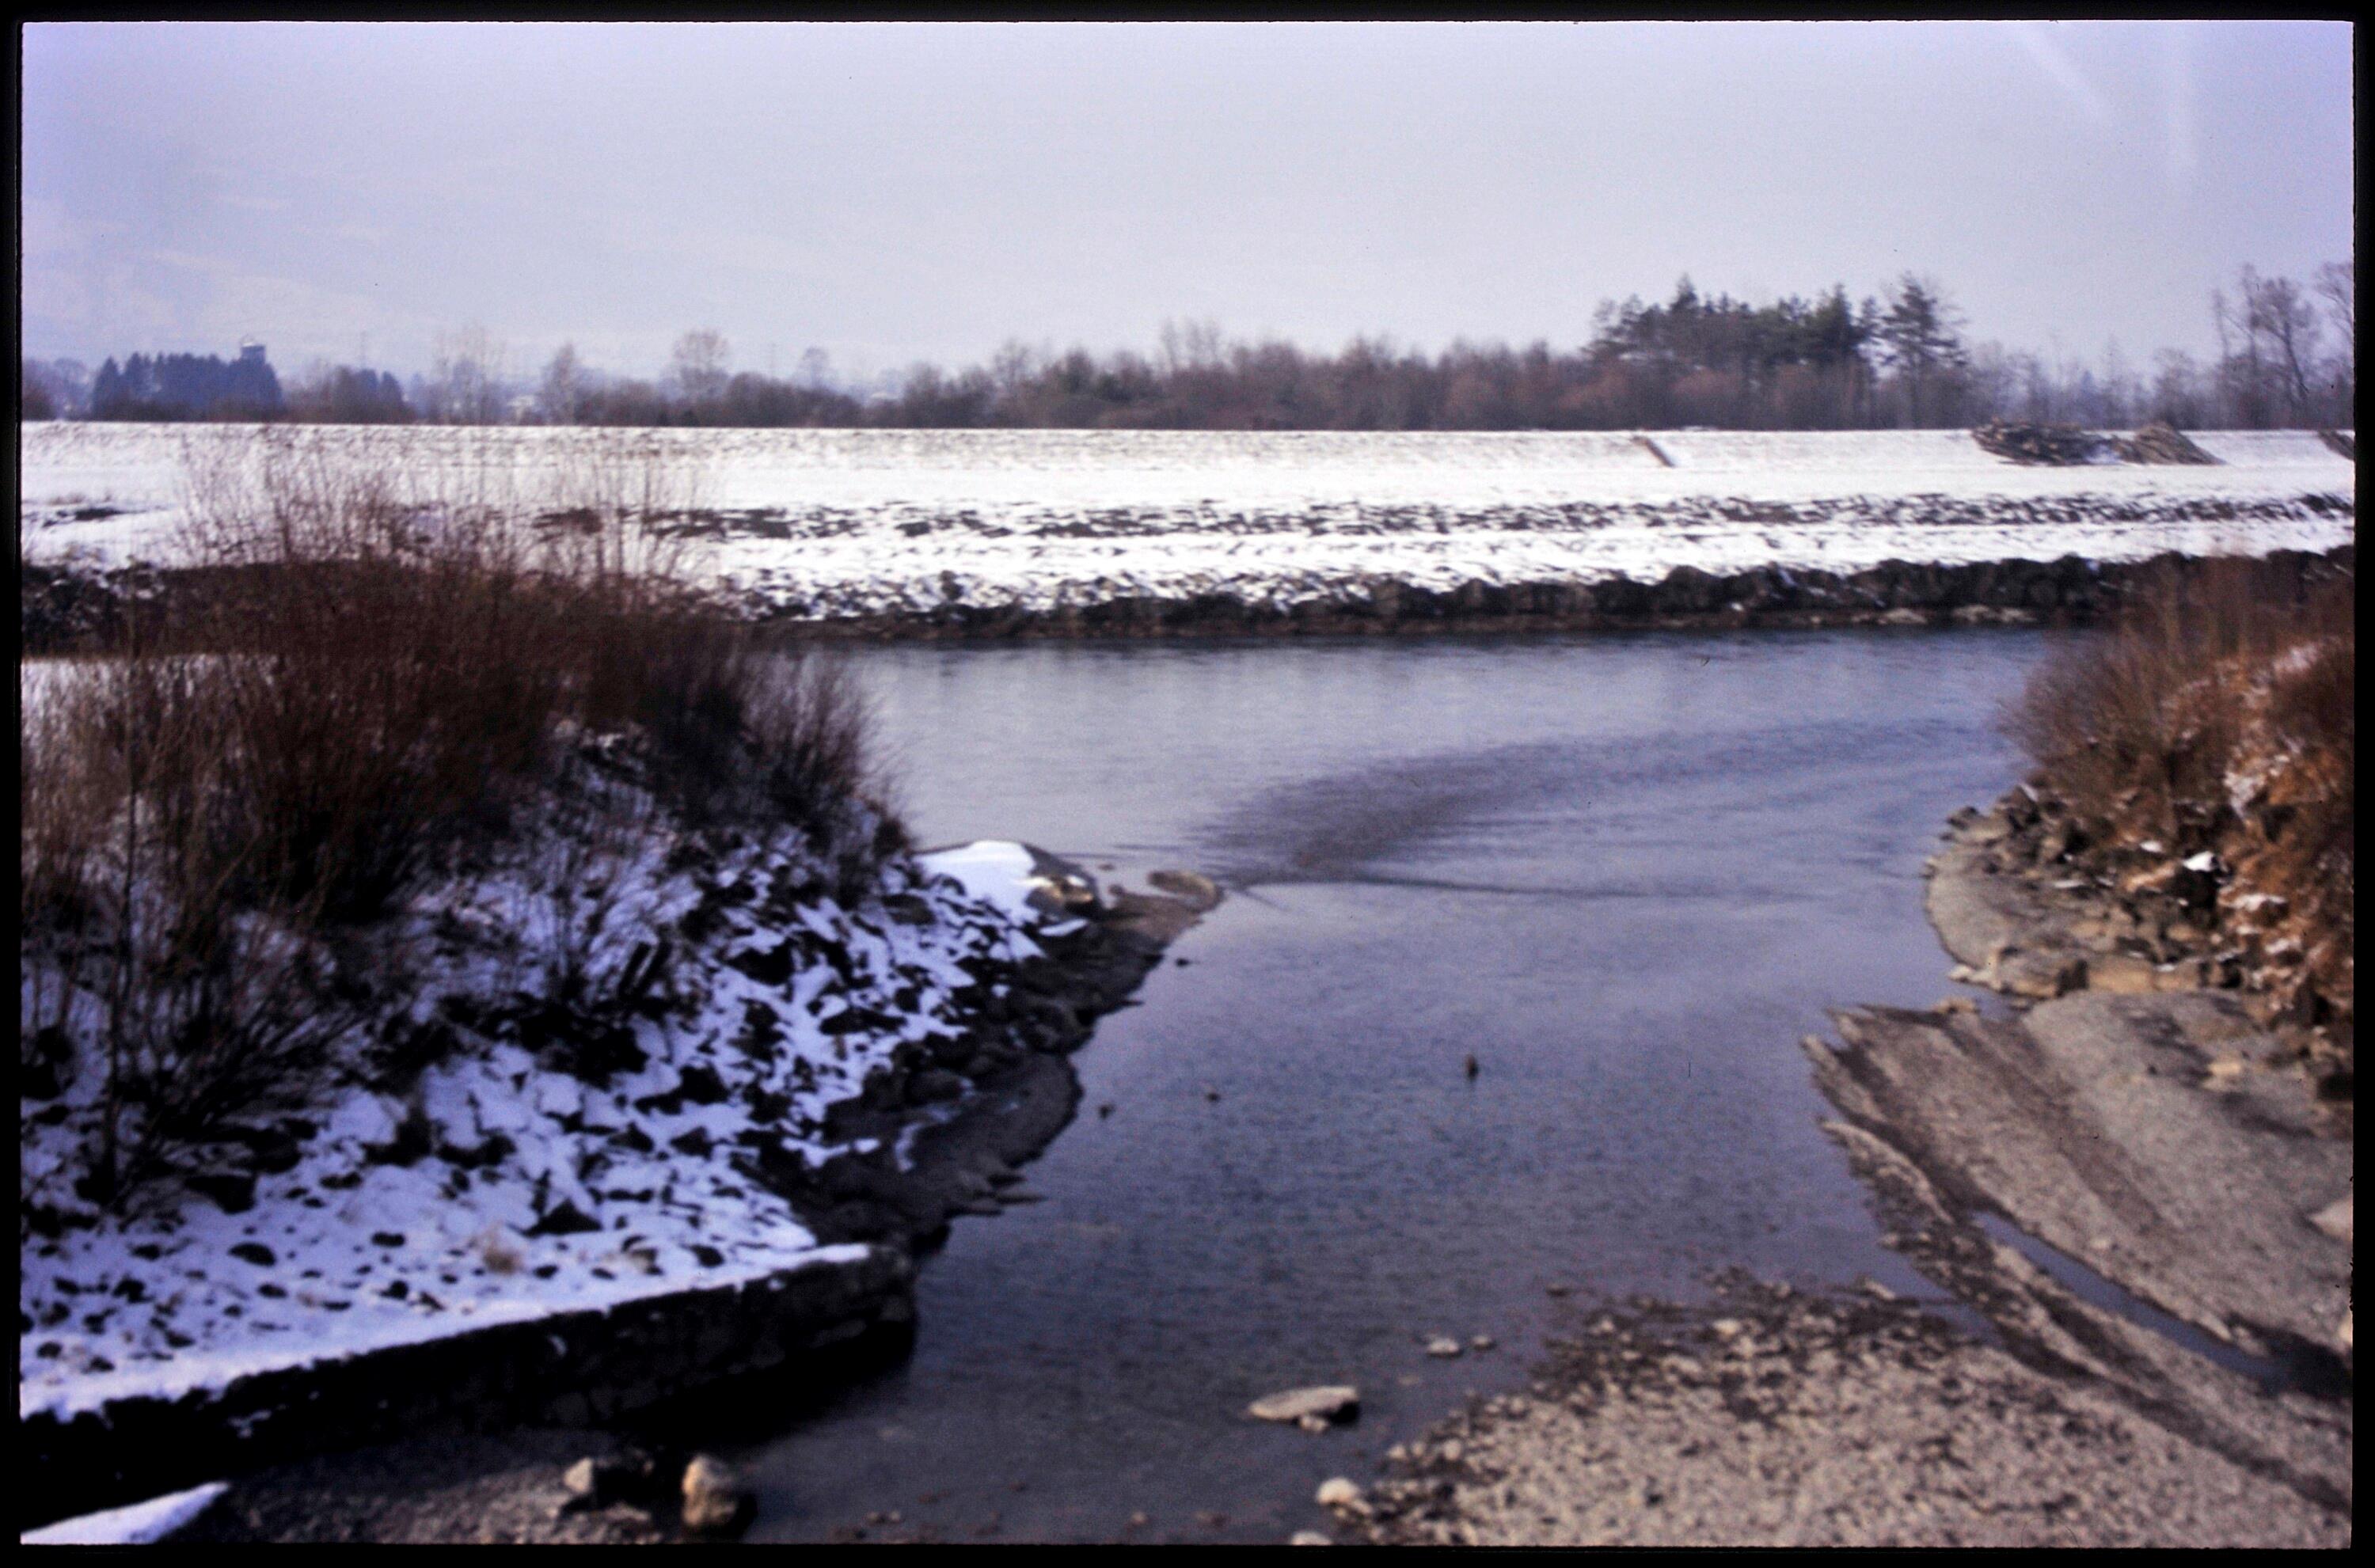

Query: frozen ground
<box><xmin>20</xmin><ymin>774</ymin><xmax>1060</xmax><ymax>1425</ymax></box>
<box><xmin>18</xmin><ymin>423</ymin><xmax>2354</xmax><ymax>621</ymax></box>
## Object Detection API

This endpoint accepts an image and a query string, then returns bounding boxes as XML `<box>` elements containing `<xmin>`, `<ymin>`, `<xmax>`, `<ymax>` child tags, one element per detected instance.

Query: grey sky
<box><xmin>20</xmin><ymin>20</ymin><xmax>2355</xmax><ymax>383</ymax></box>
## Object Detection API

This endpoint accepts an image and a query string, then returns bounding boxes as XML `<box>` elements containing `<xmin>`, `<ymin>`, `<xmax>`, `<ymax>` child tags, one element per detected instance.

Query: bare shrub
<box><xmin>2254</xmin><ymin>615</ymin><xmax>2354</xmax><ymax>1018</ymax></box>
<box><xmin>2005</xmin><ymin>554</ymin><xmax>2354</xmax><ymax>1050</ymax></box>
<box><xmin>22</xmin><ymin>428</ymin><xmax>895</xmax><ymax>1213</ymax></box>
<box><xmin>23</xmin><ymin>649</ymin><xmax>363</xmax><ymax>1208</ymax></box>
<box><xmin>2005</xmin><ymin>556</ymin><xmax>2346</xmax><ymax>842</ymax></box>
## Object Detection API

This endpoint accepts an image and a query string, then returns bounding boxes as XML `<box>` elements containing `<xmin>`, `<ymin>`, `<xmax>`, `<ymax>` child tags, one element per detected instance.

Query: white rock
<box><xmin>680</xmin><ymin>1454</ymin><xmax>752</xmax><ymax>1536</ymax></box>
<box><xmin>1315</xmin><ymin>1477</ymin><xmax>1364</xmax><ymax>1510</ymax></box>
<box><xmin>1248</xmin><ymin>1384</ymin><xmax>1361</xmax><ymax>1425</ymax></box>
<box><xmin>2308</xmin><ymin>1194</ymin><xmax>2353</xmax><ymax>1246</ymax></box>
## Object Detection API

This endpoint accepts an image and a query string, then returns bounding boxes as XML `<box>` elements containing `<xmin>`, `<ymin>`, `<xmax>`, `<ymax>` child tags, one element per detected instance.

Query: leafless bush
<box><xmin>2005</xmin><ymin>555</ymin><xmax>2354</xmax><ymax>1050</ymax></box>
<box><xmin>22</xmin><ymin>428</ymin><xmax>894</xmax><ymax>1213</ymax></box>
<box><xmin>2255</xmin><ymin>614</ymin><xmax>2354</xmax><ymax>975</ymax></box>
<box><xmin>2006</xmin><ymin>556</ymin><xmax>2348</xmax><ymax>841</ymax></box>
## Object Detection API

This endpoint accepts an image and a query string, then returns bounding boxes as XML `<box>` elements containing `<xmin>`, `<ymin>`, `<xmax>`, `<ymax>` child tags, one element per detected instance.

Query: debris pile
<box><xmin>2111</xmin><ymin>421</ymin><xmax>2221</xmax><ymax>465</ymax></box>
<box><xmin>1973</xmin><ymin>420</ymin><xmax>2111</xmax><ymax>465</ymax></box>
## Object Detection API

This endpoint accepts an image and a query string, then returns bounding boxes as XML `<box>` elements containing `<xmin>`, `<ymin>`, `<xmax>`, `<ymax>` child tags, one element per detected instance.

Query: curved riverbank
<box><xmin>19</xmin><ymin>843</ymin><xmax>1215</xmax><ymax>1539</ymax></box>
<box><xmin>1330</xmin><ymin>792</ymin><xmax>2352</xmax><ymax>1547</ymax></box>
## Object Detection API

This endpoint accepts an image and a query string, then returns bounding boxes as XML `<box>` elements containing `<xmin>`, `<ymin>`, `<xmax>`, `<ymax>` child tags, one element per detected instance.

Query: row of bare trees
<box><xmin>28</xmin><ymin>261</ymin><xmax>2352</xmax><ymax>431</ymax></box>
<box><xmin>2211</xmin><ymin>263</ymin><xmax>2354</xmax><ymax>428</ymax></box>
<box><xmin>512</xmin><ymin>264</ymin><xmax>2352</xmax><ymax>432</ymax></box>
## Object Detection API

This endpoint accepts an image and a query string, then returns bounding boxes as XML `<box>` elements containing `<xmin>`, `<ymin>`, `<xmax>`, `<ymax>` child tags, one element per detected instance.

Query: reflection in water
<box><xmin>712</xmin><ymin>630</ymin><xmax>2043</xmax><ymax>1543</ymax></box>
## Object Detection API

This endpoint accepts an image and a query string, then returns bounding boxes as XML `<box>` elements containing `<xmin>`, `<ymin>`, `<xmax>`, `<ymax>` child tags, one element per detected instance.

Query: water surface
<box><xmin>717</xmin><ymin>628</ymin><xmax>2046</xmax><ymax>1543</ymax></box>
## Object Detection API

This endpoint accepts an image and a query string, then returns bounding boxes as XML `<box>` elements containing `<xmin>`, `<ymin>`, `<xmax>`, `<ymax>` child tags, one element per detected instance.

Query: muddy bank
<box><xmin>23</xmin><ymin>546</ymin><xmax>2354</xmax><ymax>652</ymax></box>
<box><xmin>1327</xmin><ymin>794</ymin><xmax>2351</xmax><ymax>1547</ymax></box>
<box><xmin>28</xmin><ymin>858</ymin><xmax>1218</xmax><ymax>1543</ymax></box>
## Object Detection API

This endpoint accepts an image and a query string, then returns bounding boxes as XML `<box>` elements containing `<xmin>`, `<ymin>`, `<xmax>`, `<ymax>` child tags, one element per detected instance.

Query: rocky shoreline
<box><xmin>22</xmin><ymin>545</ymin><xmax>2355</xmax><ymax>653</ymax></box>
<box><xmin>22</xmin><ymin>853</ymin><xmax>1219</xmax><ymax>1544</ymax></box>
<box><xmin>1320</xmin><ymin>792</ymin><xmax>2352</xmax><ymax>1547</ymax></box>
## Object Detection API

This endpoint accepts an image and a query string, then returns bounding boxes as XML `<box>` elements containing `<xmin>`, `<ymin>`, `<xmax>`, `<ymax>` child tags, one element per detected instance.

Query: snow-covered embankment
<box><xmin>21</xmin><ymin>755</ymin><xmax>1191</xmax><ymax>1531</ymax></box>
<box><xmin>19</xmin><ymin>423</ymin><xmax>2355</xmax><ymax>637</ymax></box>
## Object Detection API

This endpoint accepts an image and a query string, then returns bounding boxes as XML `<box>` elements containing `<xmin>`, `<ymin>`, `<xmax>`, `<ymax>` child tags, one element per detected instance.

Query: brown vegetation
<box><xmin>2006</xmin><ymin>556</ymin><xmax>2354</xmax><ymax>1061</ymax></box>
<box><xmin>21</xmin><ymin>431</ymin><xmax>893</xmax><ymax>1209</ymax></box>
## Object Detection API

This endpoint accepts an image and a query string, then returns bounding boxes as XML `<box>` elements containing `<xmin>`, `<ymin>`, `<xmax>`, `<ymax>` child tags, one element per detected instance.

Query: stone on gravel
<box><xmin>2084</xmin><ymin>953</ymin><xmax>2162</xmax><ymax>995</ymax></box>
<box><xmin>560</xmin><ymin>1456</ymin><xmax>630</xmax><ymax>1509</ymax></box>
<box><xmin>1425</xmin><ymin>1337</ymin><xmax>1465</xmax><ymax>1358</ymax></box>
<box><xmin>1316</xmin><ymin>1478</ymin><xmax>1365</xmax><ymax>1511</ymax></box>
<box><xmin>2308</xmin><ymin>1193</ymin><xmax>2352</xmax><ymax>1245</ymax></box>
<box><xmin>1248</xmin><ymin>1385</ymin><xmax>1362</xmax><ymax>1426</ymax></box>
<box><xmin>679</xmin><ymin>1454</ymin><xmax>753</xmax><ymax>1536</ymax></box>
<box><xmin>1993</xmin><ymin>948</ymin><xmax>2087</xmax><ymax>999</ymax></box>
<box><xmin>1146</xmin><ymin>869</ymin><xmax>1222</xmax><ymax>912</ymax></box>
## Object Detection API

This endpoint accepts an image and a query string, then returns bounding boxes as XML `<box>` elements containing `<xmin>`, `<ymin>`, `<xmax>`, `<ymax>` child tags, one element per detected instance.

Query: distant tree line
<box><xmin>66</xmin><ymin>347</ymin><xmax>287</xmax><ymax>421</ymax></box>
<box><xmin>21</xmin><ymin>260</ymin><xmax>2351</xmax><ymax>431</ymax></box>
<box><xmin>285</xmin><ymin>364</ymin><xmax>413</xmax><ymax>424</ymax></box>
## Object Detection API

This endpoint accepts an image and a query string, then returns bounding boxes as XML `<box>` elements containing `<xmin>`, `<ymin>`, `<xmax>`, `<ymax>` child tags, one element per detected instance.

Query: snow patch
<box><xmin>21</xmin><ymin>784</ymin><xmax>1066</xmax><ymax>1423</ymax></box>
<box><xmin>21</xmin><ymin>1481</ymin><xmax>228</xmax><ymax>1545</ymax></box>
<box><xmin>918</xmin><ymin>840</ymin><xmax>1043</xmax><ymax>924</ymax></box>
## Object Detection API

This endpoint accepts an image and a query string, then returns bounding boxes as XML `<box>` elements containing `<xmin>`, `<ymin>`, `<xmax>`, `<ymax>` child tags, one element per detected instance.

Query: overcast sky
<box><xmin>20</xmin><ymin>20</ymin><xmax>2356</xmax><ymax>383</ymax></box>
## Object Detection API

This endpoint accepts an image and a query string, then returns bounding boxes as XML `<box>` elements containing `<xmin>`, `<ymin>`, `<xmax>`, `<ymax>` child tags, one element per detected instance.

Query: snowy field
<box><xmin>18</xmin><ymin>423</ymin><xmax>2356</xmax><ymax>620</ymax></box>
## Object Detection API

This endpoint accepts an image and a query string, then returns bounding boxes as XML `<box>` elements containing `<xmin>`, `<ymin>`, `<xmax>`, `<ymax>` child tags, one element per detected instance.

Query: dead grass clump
<box><xmin>2248</xmin><ymin>617</ymin><xmax>2354</xmax><ymax>1030</ymax></box>
<box><xmin>2005</xmin><ymin>556</ymin><xmax>2346</xmax><ymax>846</ymax></box>
<box><xmin>2005</xmin><ymin>552</ymin><xmax>2354</xmax><ymax>1050</ymax></box>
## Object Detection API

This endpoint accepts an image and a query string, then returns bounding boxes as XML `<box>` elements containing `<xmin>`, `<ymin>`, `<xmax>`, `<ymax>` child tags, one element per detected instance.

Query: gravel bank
<box><xmin>1341</xmin><ymin>1276</ymin><xmax>2346</xmax><ymax>1547</ymax></box>
<box><xmin>1325</xmin><ymin>794</ymin><xmax>2352</xmax><ymax>1547</ymax></box>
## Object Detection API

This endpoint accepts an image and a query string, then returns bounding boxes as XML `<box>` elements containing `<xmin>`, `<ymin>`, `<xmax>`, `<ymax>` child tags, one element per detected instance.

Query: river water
<box><xmin>706</xmin><ymin>628</ymin><xmax>2047</xmax><ymax>1543</ymax></box>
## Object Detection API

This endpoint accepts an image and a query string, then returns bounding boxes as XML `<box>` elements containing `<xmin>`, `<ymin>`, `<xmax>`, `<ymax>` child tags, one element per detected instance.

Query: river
<box><xmin>694</xmin><ymin>627</ymin><xmax>2049</xmax><ymax>1543</ymax></box>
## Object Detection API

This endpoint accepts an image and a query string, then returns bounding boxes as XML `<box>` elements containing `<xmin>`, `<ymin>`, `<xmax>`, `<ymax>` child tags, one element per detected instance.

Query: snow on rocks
<box><xmin>19</xmin><ymin>775</ymin><xmax>1069</xmax><ymax>1426</ymax></box>
<box><xmin>916</xmin><ymin>840</ymin><xmax>1051</xmax><ymax>929</ymax></box>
